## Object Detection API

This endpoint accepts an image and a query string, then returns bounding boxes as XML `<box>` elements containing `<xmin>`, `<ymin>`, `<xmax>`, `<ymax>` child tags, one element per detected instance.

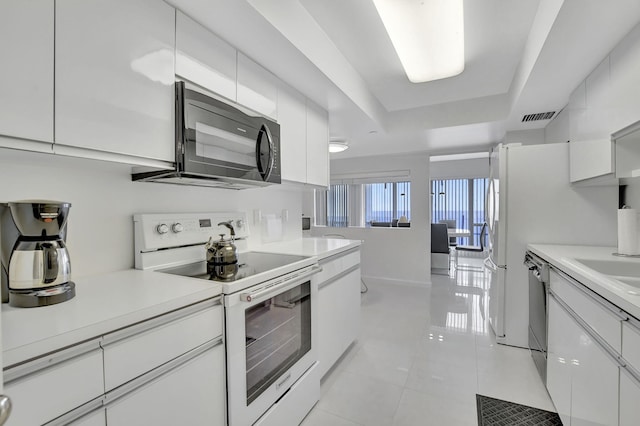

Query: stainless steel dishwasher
<box><xmin>524</xmin><ymin>251</ymin><xmax>550</xmax><ymax>384</ymax></box>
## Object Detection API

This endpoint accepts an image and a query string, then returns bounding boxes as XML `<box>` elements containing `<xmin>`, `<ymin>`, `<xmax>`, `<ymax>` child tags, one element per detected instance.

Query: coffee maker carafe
<box><xmin>1</xmin><ymin>201</ymin><xmax>76</xmax><ymax>307</ymax></box>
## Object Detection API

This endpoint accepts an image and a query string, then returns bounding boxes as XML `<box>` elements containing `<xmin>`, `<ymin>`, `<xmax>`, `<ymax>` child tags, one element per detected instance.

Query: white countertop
<box><xmin>257</xmin><ymin>237</ymin><xmax>361</xmax><ymax>260</ymax></box>
<box><xmin>527</xmin><ymin>244</ymin><xmax>640</xmax><ymax>320</ymax></box>
<box><xmin>1</xmin><ymin>237</ymin><xmax>360</xmax><ymax>367</ymax></box>
<box><xmin>2</xmin><ymin>269</ymin><xmax>222</xmax><ymax>367</ymax></box>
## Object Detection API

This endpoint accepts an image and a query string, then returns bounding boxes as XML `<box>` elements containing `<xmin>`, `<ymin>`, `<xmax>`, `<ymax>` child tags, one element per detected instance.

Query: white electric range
<box><xmin>133</xmin><ymin>212</ymin><xmax>321</xmax><ymax>426</ymax></box>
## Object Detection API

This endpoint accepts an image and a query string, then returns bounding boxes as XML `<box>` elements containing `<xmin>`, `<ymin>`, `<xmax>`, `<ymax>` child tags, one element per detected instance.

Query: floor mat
<box><xmin>476</xmin><ymin>395</ymin><xmax>563</xmax><ymax>426</ymax></box>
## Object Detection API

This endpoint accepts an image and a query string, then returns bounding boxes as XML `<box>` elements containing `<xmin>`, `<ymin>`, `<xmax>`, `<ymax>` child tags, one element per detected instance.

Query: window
<box><xmin>315</xmin><ymin>181</ymin><xmax>411</xmax><ymax>227</ymax></box>
<box><xmin>364</xmin><ymin>182</ymin><xmax>410</xmax><ymax>223</ymax></box>
<box><xmin>431</xmin><ymin>178</ymin><xmax>487</xmax><ymax>245</ymax></box>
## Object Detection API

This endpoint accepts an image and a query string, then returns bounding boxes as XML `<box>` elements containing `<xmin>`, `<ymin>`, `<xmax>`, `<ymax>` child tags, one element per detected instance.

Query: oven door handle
<box><xmin>240</xmin><ymin>265</ymin><xmax>322</xmax><ymax>302</ymax></box>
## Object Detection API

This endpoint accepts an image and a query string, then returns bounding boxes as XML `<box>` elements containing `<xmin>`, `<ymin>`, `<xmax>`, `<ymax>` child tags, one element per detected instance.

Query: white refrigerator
<box><xmin>484</xmin><ymin>143</ymin><xmax>617</xmax><ymax>348</ymax></box>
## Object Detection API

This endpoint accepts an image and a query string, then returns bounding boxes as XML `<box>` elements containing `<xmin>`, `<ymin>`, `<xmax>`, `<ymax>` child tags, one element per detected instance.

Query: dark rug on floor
<box><xmin>476</xmin><ymin>395</ymin><xmax>563</xmax><ymax>426</ymax></box>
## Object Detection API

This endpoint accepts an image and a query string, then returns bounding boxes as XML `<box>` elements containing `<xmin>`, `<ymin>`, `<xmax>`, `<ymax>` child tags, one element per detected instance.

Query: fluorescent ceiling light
<box><xmin>373</xmin><ymin>0</ymin><xmax>464</xmax><ymax>83</ymax></box>
<box><xmin>329</xmin><ymin>138</ymin><xmax>349</xmax><ymax>153</ymax></box>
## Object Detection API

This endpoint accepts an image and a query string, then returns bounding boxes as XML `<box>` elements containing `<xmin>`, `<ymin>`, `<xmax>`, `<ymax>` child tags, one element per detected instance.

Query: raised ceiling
<box><xmin>168</xmin><ymin>0</ymin><xmax>640</xmax><ymax>159</ymax></box>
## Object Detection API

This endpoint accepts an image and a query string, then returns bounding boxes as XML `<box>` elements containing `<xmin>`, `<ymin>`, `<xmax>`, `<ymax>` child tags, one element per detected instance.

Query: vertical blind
<box><xmin>327</xmin><ymin>184</ymin><xmax>349</xmax><ymax>227</ymax></box>
<box><xmin>431</xmin><ymin>178</ymin><xmax>487</xmax><ymax>245</ymax></box>
<box><xmin>364</xmin><ymin>182</ymin><xmax>411</xmax><ymax>223</ymax></box>
<box><xmin>316</xmin><ymin>181</ymin><xmax>411</xmax><ymax>227</ymax></box>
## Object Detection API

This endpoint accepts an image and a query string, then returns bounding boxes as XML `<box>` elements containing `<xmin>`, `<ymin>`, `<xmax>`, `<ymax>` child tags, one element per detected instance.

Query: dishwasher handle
<box><xmin>524</xmin><ymin>252</ymin><xmax>549</xmax><ymax>282</ymax></box>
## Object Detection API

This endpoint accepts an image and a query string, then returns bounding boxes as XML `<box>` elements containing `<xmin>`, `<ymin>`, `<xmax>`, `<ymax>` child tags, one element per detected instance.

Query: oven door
<box><xmin>178</xmin><ymin>82</ymin><xmax>280</xmax><ymax>184</ymax></box>
<box><xmin>225</xmin><ymin>268</ymin><xmax>319</xmax><ymax>426</ymax></box>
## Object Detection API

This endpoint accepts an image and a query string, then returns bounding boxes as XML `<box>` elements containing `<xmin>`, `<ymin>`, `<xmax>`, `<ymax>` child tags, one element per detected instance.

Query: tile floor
<box><xmin>301</xmin><ymin>259</ymin><xmax>556</xmax><ymax>425</ymax></box>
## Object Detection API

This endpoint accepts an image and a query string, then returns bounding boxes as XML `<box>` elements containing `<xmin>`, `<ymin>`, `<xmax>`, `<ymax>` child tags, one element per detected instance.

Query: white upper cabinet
<box><xmin>237</xmin><ymin>53</ymin><xmax>278</xmax><ymax>120</ymax></box>
<box><xmin>569</xmin><ymin>138</ymin><xmax>614</xmax><ymax>183</ymax></box>
<box><xmin>175</xmin><ymin>11</ymin><xmax>237</xmax><ymax>102</ymax></box>
<box><xmin>306</xmin><ymin>100</ymin><xmax>329</xmax><ymax>187</ymax></box>
<box><xmin>569</xmin><ymin>59</ymin><xmax>616</xmax><ymax>184</ymax></box>
<box><xmin>0</xmin><ymin>0</ymin><xmax>54</xmax><ymax>144</ymax></box>
<box><xmin>277</xmin><ymin>83</ymin><xmax>307</xmax><ymax>183</ymax></box>
<box><xmin>55</xmin><ymin>0</ymin><xmax>175</xmax><ymax>162</ymax></box>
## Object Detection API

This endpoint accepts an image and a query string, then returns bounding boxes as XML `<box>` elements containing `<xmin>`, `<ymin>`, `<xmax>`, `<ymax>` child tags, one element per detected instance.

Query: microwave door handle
<box><xmin>257</xmin><ymin>124</ymin><xmax>275</xmax><ymax>181</ymax></box>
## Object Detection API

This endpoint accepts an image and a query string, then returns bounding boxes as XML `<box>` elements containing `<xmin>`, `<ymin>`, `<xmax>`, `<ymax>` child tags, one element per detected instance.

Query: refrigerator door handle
<box><xmin>483</xmin><ymin>257</ymin><xmax>497</xmax><ymax>271</ymax></box>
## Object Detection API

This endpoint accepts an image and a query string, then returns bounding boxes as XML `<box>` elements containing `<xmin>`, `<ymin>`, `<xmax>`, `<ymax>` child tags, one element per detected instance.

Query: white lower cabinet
<box><xmin>547</xmin><ymin>269</ymin><xmax>623</xmax><ymax>426</ymax></box>
<box><xmin>72</xmin><ymin>409</ymin><xmax>106</xmax><ymax>426</ymax></box>
<box><xmin>4</xmin><ymin>299</ymin><xmax>224</xmax><ymax>425</ymax></box>
<box><xmin>547</xmin><ymin>294</ymin><xmax>619</xmax><ymax>426</ymax></box>
<box><xmin>620</xmin><ymin>369</ymin><xmax>640</xmax><ymax>426</ymax></box>
<box><xmin>106</xmin><ymin>342</ymin><xmax>225</xmax><ymax>426</ymax></box>
<box><xmin>4</xmin><ymin>344</ymin><xmax>105</xmax><ymax>426</ymax></box>
<box><xmin>547</xmin><ymin>296</ymin><xmax>573</xmax><ymax>426</ymax></box>
<box><xmin>570</xmin><ymin>317</ymin><xmax>619</xmax><ymax>426</ymax></box>
<box><xmin>317</xmin><ymin>250</ymin><xmax>361</xmax><ymax>378</ymax></box>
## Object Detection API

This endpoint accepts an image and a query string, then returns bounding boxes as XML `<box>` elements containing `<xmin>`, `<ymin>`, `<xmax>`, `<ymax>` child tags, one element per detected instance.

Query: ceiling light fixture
<box><xmin>329</xmin><ymin>138</ymin><xmax>349</xmax><ymax>153</ymax></box>
<box><xmin>373</xmin><ymin>0</ymin><xmax>464</xmax><ymax>83</ymax></box>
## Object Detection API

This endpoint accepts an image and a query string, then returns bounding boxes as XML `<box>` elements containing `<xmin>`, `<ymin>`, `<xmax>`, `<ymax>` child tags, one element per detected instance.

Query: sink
<box><xmin>573</xmin><ymin>258</ymin><xmax>640</xmax><ymax>277</ymax></box>
<box><xmin>572</xmin><ymin>257</ymin><xmax>640</xmax><ymax>295</ymax></box>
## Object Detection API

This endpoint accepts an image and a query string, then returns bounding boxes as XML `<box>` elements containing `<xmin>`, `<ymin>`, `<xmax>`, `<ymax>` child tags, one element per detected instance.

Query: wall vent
<box><xmin>522</xmin><ymin>111</ymin><xmax>556</xmax><ymax>122</ymax></box>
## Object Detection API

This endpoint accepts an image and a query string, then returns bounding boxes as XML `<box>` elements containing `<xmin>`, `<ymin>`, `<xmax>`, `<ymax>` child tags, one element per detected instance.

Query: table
<box><xmin>447</xmin><ymin>228</ymin><xmax>471</xmax><ymax>238</ymax></box>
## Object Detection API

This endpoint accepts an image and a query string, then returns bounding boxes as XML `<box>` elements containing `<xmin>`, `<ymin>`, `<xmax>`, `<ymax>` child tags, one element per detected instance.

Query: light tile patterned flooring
<box><xmin>301</xmin><ymin>259</ymin><xmax>555</xmax><ymax>425</ymax></box>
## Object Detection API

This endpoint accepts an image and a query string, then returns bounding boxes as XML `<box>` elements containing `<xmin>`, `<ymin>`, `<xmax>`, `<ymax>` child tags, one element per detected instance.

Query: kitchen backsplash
<box><xmin>0</xmin><ymin>147</ymin><xmax>304</xmax><ymax>278</ymax></box>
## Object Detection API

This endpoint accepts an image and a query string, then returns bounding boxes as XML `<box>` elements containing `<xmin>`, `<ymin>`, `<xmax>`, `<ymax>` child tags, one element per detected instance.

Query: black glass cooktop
<box><xmin>157</xmin><ymin>251</ymin><xmax>309</xmax><ymax>283</ymax></box>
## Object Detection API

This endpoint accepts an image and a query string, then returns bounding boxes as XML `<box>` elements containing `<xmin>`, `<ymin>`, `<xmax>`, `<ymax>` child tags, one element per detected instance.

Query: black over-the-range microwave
<box><xmin>132</xmin><ymin>81</ymin><xmax>281</xmax><ymax>189</ymax></box>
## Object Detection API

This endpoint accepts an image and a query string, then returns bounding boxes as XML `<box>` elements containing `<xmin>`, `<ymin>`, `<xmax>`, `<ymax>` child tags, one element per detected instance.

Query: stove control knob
<box><xmin>156</xmin><ymin>223</ymin><xmax>169</xmax><ymax>235</ymax></box>
<box><xmin>172</xmin><ymin>223</ymin><xmax>184</xmax><ymax>233</ymax></box>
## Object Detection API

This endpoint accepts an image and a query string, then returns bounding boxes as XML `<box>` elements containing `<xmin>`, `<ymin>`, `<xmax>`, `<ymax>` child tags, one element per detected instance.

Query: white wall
<box><xmin>545</xmin><ymin>108</ymin><xmax>570</xmax><ymax>144</ymax></box>
<box><xmin>0</xmin><ymin>147</ymin><xmax>304</xmax><ymax>278</ymax></box>
<box><xmin>503</xmin><ymin>129</ymin><xmax>546</xmax><ymax>145</ymax></box>
<box><xmin>310</xmin><ymin>153</ymin><xmax>430</xmax><ymax>286</ymax></box>
<box><xmin>430</xmin><ymin>157</ymin><xmax>489</xmax><ymax>179</ymax></box>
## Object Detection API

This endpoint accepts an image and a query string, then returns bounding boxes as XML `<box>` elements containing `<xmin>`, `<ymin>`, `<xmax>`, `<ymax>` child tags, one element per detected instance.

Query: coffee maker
<box><xmin>0</xmin><ymin>201</ymin><xmax>76</xmax><ymax>307</ymax></box>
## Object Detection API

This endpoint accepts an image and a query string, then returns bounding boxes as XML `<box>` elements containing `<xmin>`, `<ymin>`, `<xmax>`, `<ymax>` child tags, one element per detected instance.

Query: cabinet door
<box><xmin>571</xmin><ymin>324</ymin><xmax>619</xmax><ymax>426</ymax></box>
<box><xmin>277</xmin><ymin>83</ymin><xmax>307</xmax><ymax>183</ymax></box>
<box><xmin>569</xmin><ymin>138</ymin><xmax>614</xmax><ymax>183</ymax></box>
<box><xmin>305</xmin><ymin>100</ymin><xmax>329</xmax><ymax>187</ymax></box>
<box><xmin>318</xmin><ymin>268</ymin><xmax>361</xmax><ymax>378</ymax></box>
<box><xmin>72</xmin><ymin>409</ymin><xmax>106</xmax><ymax>426</ymax></box>
<box><xmin>175</xmin><ymin>11</ymin><xmax>237</xmax><ymax>102</ymax></box>
<box><xmin>106</xmin><ymin>343</ymin><xmax>225</xmax><ymax>426</ymax></box>
<box><xmin>55</xmin><ymin>0</ymin><xmax>175</xmax><ymax>162</ymax></box>
<box><xmin>547</xmin><ymin>296</ymin><xmax>574</xmax><ymax>426</ymax></box>
<box><xmin>620</xmin><ymin>369</ymin><xmax>640</xmax><ymax>426</ymax></box>
<box><xmin>237</xmin><ymin>53</ymin><xmax>278</xmax><ymax>119</ymax></box>
<box><xmin>5</xmin><ymin>348</ymin><xmax>104</xmax><ymax>426</ymax></box>
<box><xmin>0</xmin><ymin>0</ymin><xmax>53</xmax><ymax>143</ymax></box>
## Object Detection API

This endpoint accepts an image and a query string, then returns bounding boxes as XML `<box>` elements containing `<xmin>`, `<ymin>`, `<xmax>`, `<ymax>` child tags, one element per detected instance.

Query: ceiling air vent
<box><xmin>522</xmin><ymin>111</ymin><xmax>556</xmax><ymax>122</ymax></box>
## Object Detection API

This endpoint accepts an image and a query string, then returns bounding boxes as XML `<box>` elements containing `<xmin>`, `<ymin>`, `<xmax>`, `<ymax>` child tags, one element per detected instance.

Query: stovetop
<box><xmin>156</xmin><ymin>251</ymin><xmax>313</xmax><ymax>293</ymax></box>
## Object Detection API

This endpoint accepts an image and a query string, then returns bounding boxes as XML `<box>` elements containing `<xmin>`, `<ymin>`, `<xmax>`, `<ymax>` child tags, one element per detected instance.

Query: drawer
<box><xmin>550</xmin><ymin>270</ymin><xmax>622</xmax><ymax>352</ymax></box>
<box><xmin>5</xmin><ymin>346</ymin><xmax>104</xmax><ymax>426</ymax></box>
<box><xmin>254</xmin><ymin>362</ymin><xmax>320</xmax><ymax>426</ymax></box>
<box><xmin>316</xmin><ymin>249</ymin><xmax>360</xmax><ymax>285</ymax></box>
<box><xmin>102</xmin><ymin>300</ymin><xmax>222</xmax><ymax>391</ymax></box>
<box><xmin>623</xmin><ymin>321</ymin><xmax>640</xmax><ymax>372</ymax></box>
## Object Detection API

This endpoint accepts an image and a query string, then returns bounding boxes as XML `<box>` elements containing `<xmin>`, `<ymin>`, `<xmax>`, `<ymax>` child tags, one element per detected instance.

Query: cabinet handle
<box><xmin>318</xmin><ymin>264</ymin><xmax>360</xmax><ymax>290</ymax></box>
<box><xmin>0</xmin><ymin>395</ymin><xmax>11</xmax><ymax>426</ymax></box>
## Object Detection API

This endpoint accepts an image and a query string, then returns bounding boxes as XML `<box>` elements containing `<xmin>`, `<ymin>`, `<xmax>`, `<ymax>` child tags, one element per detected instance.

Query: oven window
<box><xmin>245</xmin><ymin>280</ymin><xmax>311</xmax><ymax>405</ymax></box>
